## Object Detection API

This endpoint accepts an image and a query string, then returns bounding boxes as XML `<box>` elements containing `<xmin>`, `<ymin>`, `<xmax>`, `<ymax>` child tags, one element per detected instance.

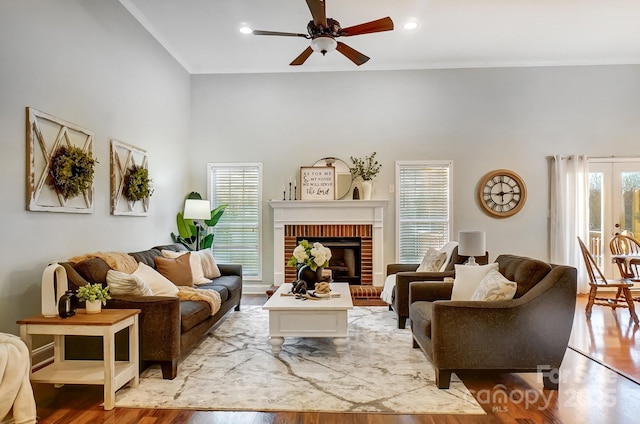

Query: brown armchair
<box><xmin>408</xmin><ymin>254</ymin><xmax>577</xmax><ymax>389</ymax></box>
<box><xmin>385</xmin><ymin>245</ymin><xmax>488</xmax><ymax>329</ymax></box>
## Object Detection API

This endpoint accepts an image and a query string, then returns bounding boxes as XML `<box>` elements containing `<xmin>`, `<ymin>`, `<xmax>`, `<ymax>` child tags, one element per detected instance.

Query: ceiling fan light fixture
<box><xmin>403</xmin><ymin>21</ymin><xmax>418</xmax><ymax>30</ymax></box>
<box><xmin>310</xmin><ymin>36</ymin><xmax>337</xmax><ymax>55</ymax></box>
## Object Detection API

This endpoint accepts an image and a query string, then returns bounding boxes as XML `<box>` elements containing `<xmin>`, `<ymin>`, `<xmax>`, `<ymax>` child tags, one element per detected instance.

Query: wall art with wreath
<box><xmin>110</xmin><ymin>139</ymin><xmax>152</xmax><ymax>216</ymax></box>
<box><xmin>26</xmin><ymin>107</ymin><xmax>96</xmax><ymax>213</ymax></box>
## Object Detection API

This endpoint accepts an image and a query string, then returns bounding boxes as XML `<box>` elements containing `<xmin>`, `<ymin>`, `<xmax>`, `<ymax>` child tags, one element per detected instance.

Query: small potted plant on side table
<box><xmin>76</xmin><ymin>283</ymin><xmax>111</xmax><ymax>314</ymax></box>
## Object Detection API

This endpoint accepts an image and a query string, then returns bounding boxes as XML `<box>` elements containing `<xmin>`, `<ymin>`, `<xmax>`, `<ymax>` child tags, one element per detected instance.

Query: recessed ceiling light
<box><xmin>239</xmin><ymin>25</ymin><xmax>253</xmax><ymax>35</ymax></box>
<box><xmin>403</xmin><ymin>21</ymin><xmax>418</xmax><ymax>30</ymax></box>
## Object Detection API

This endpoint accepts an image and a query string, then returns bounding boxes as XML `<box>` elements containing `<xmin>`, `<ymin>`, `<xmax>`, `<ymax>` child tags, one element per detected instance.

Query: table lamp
<box><xmin>458</xmin><ymin>230</ymin><xmax>486</xmax><ymax>265</ymax></box>
<box><xmin>183</xmin><ymin>199</ymin><xmax>211</xmax><ymax>251</ymax></box>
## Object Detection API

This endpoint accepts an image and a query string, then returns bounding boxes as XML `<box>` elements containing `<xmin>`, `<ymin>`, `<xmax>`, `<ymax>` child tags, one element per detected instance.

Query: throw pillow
<box><xmin>161</xmin><ymin>250</ymin><xmax>210</xmax><ymax>285</ymax></box>
<box><xmin>106</xmin><ymin>269</ymin><xmax>153</xmax><ymax>296</ymax></box>
<box><xmin>193</xmin><ymin>249</ymin><xmax>221</xmax><ymax>279</ymax></box>
<box><xmin>471</xmin><ymin>269</ymin><xmax>517</xmax><ymax>301</ymax></box>
<box><xmin>438</xmin><ymin>241</ymin><xmax>458</xmax><ymax>272</ymax></box>
<box><xmin>416</xmin><ymin>247</ymin><xmax>447</xmax><ymax>272</ymax></box>
<box><xmin>451</xmin><ymin>262</ymin><xmax>499</xmax><ymax>301</ymax></box>
<box><xmin>154</xmin><ymin>253</ymin><xmax>193</xmax><ymax>287</ymax></box>
<box><xmin>132</xmin><ymin>262</ymin><xmax>178</xmax><ymax>296</ymax></box>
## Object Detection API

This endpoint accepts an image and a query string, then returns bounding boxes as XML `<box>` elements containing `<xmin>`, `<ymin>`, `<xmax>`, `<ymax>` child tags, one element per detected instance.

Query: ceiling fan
<box><xmin>252</xmin><ymin>0</ymin><xmax>394</xmax><ymax>66</ymax></box>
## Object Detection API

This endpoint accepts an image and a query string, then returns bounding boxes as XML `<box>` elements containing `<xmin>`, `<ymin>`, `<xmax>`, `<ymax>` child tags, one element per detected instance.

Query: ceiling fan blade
<box><xmin>336</xmin><ymin>42</ymin><xmax>369</xmax><ymax>66</ymax></box>
<box><xmin>290</xmin><ymin>47</ymin><xmax>314</xmax><ymax>66</ymax></box>
<box><xmin>306</xmin><ymin>0</ymin><xmax>327</xmax><ymax>28</ymax></box>
<box><xmin>340</xmin><ymin>17</ymin><xmax>394</xmax><ymax>36</ymax></box>
<box><xmin>253</xmin><ymin>29</ymin><xmax>309</xmax><ymax>38</ymax></box>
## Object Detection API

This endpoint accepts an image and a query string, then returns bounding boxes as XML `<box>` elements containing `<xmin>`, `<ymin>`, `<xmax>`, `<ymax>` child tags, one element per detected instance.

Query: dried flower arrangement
<box><xmin>350</xmin><ymin>152</ymin><xmax>381</xmax><ymax>181</ymax></box>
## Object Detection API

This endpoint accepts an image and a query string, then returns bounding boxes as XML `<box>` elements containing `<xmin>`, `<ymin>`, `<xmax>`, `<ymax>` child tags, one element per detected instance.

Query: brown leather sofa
<box><xmin>409</xmin><ymin>254</ymin><xmax>577</xmax><ymax>389</ymax></box>
<box><xmin>385</xmin><ymin>246</ymin><xmax>489</xmax><ymax>329</ymax></box>
<box><xmin>60</xmin><ymin>244</ymin><xmax>242</xmax><ymax>379</ymax></box>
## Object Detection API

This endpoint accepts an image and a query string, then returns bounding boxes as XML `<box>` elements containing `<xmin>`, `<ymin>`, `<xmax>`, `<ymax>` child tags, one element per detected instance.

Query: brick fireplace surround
<box><xmin>269</xmin><ymin>200</ymin><xmax>388</xmax><ymax>287</ymax></box>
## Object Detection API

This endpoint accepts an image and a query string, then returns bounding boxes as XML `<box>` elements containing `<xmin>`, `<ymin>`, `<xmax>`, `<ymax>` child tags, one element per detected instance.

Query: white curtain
<box><xmin>549</xmin><ymin>154</ymin><xmax>590</xmax><ymax>293</ymax></box>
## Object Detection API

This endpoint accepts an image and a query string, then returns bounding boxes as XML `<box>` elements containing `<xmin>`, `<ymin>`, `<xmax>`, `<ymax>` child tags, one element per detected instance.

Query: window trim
<box><xmin>207</xmin><ymin>162</ymin><xmax>263</xmax><ymax>281</ymax></box>
<box><xmin>395</xmin><ymin>160</ymin><xmax>453</xmax><ymax>263</ymax></box>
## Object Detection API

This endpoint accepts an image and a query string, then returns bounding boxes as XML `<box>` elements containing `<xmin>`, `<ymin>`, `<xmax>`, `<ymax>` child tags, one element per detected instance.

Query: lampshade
<box><xmin>183</xmin><ymin>199</ymin><xmax>211</xmax><ymax>220</ymax></box>
<box><xmin>311</xmin><ymin>36</ymin><xmax>337</xmax><ymax>55</ymax></box>
<box><xmin>458</xmin><ymin>231</ymin><xmax>486</xmax><ymax>265</ymax></box>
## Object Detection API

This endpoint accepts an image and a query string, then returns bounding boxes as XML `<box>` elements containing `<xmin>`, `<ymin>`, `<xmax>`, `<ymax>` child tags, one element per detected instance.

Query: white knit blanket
<box><xmin>176</xmin><ymin>287</ymin><xmax>221</xmax><ymax>316</ymax></box>
<box><xmin>0</xmin><ymin>333</ymin><xmax>37</xmax><ymax>424</ymax></box>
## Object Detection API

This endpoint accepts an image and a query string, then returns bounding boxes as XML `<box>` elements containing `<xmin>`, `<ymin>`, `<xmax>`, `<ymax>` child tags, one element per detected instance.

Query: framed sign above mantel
<box><xmin>300</xmin><ymin>166</ymin><xmax>335</xmax><ymax>200</ymax></box>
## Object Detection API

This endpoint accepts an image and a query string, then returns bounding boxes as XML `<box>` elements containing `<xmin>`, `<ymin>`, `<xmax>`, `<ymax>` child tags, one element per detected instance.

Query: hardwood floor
<box><xmin>31</xmin><ymin>294</ymin><xmax>640</xmax><ymax>424</ymax></box>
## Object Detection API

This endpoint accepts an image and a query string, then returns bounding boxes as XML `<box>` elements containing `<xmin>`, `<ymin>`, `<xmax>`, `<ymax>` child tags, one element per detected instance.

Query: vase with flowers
<box><xmin>350</xmin><ymin>152</ymin><xmax>381</xmax><ymax>200</ymax></box>
<box><xmin>287</xmin><ymin>239</ymin><xmax>332</xmax><ymax>289</ymax></box>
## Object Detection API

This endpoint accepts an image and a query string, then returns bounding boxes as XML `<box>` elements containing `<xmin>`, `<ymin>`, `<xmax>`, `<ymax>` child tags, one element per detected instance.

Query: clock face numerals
<box><xmin>478</xmin><ymin>170</ymin><xmax>527</xmax><ymax>217</ymax></box>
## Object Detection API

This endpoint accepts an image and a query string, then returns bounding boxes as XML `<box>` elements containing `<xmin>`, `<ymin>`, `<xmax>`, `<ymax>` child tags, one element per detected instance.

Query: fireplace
<box><xmin>301</xmin><ymin>237</ymin><xmax>362</xmax><ymax>285</ymax></box>
<box><xmin>286</xmin><ymin>227</ymin><xmax>370</xmax><ymax>284</ymax></box>
<box><xmin>270</xmin><ymin>200</ymin><xmax>387</xmax><ymax>286</ymax></box>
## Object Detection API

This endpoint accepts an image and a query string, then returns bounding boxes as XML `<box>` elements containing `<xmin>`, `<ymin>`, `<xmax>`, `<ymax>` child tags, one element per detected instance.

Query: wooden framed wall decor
<box><xmin>26</xmin><ymin>107</ymin><xmax>95</xmax><ymax>213</ymax></box>
<box><xmin>110</xmin><ymin>139</ymin><xmax>150</xmax><ymax>216</ymax></box>
<box><xmin>300</xmin><ymin>166</ymin><xmax>335</xmax><ymax>200</ymax></box>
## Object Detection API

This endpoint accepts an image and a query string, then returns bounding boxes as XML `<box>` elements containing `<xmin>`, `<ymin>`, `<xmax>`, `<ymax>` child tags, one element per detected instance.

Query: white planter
<box><xmin>361</xmin><ymin>180</ymin><xmax>373</xmax><ymax>200</ymax></box>
<box><xmin>85</xmin><ymin>299</ymin><xmax>102</xmax><ymax>314</ymax></box>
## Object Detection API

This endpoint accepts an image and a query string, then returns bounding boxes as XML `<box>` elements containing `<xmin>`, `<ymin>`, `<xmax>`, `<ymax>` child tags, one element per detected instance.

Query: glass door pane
<box><xmin>617</xmin><ymin>170</ymin><xmax>640</xmax><ymax>236</ymax></box>
<box><xmin>588</xmin><ymin>171</ymin><xmax>604</xmax><ymax>270</ymax></box>
<box><xmin>589</xmin><ymin>160</ymin><xmax>640</xmax><ymax>278</ymax></box>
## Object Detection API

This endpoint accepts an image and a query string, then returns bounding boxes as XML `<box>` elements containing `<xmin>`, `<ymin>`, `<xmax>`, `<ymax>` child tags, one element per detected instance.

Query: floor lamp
<box><xmin>458</xmin><ymin>230</ymin><xmax>486</xmax><ymax>265</ymax></box>
<box><xmin>183</xmin><ymin>199</ymin><xmax>211</xmax><ymax>251</ymax></box>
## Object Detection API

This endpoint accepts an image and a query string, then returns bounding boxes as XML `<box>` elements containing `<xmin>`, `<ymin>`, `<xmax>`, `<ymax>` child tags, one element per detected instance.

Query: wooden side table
<box><xmin>17</xmin><ymin>308</ymin><xmax>140</xmax><ymax>410</ymax></box>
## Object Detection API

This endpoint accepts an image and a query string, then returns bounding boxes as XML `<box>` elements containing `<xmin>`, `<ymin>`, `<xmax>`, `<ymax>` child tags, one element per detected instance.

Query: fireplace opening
<box><xmin>297</xmin><ymin>236</ymin><xmax>362</xmax><ymax>285</ymax></box>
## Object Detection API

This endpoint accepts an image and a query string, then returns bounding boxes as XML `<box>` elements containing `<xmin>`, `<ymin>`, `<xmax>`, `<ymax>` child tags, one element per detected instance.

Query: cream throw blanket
<box><xmin>0</xmin><ymin>333</ymin><xmax>37</xmax><ymax>424</ymax></box>
<box><xmin>67</xmin><ymin>251</ymin><xmax>138</xmax><ymax>274</ymax></box>
<box><xmin>176</xmin><ymin>287</ymin><xmax>221</xmax><ymax>316</ymax></box>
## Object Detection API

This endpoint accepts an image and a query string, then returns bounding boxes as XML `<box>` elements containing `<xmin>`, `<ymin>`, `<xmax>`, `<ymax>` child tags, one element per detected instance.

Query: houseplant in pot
<box><xmin>350</xmin><ymin>152</ymin><xmax>381</xmax><ymax>200</ymax></box>
<box><xmin>76</xmin><ymin>283</ymin><xmax>111</xmax><ymax>314</ymax></box>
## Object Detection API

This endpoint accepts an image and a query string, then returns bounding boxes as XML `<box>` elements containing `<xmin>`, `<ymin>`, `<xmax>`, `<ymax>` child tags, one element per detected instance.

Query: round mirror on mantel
<box><xmin>312</xmin><ymin>157</ymin><xmax>353</xmax><ymax>200</ymax></box>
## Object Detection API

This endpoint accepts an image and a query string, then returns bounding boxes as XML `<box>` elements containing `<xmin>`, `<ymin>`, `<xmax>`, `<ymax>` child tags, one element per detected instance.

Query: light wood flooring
<box><xmin>29</xmin><ymin>294</ymin><xmax>640</xmax><ymax>424</ymax></box>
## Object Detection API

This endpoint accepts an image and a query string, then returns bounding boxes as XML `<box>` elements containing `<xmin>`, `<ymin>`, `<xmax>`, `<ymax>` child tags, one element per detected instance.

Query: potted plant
<box><xmin>350</xmin><ymin>152</ymin><xmax>381</xmax><ymax>200</ymax></box>
<box><xmin>76</xmin><ymin>283</ymin><xmax>111</xmax><ymax>314</ymax></box>
<box><xmin>170</xmin><ymin>191</ymin><xmax>227</xmax><ymax>251</ymax></box>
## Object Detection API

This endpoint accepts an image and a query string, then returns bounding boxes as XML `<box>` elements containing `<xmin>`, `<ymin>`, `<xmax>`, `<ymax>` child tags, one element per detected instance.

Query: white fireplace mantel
<box><xmin>269</xmin><ymin>200</ymin><xmax>388</xmax><ymax>286</ymax></box>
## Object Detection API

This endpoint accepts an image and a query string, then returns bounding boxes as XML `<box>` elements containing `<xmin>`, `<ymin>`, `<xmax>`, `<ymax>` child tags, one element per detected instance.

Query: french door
<box><xmin>588</xmin><ymin>159</ymin><xmax>640</xmax><ymax>277</ymax></box>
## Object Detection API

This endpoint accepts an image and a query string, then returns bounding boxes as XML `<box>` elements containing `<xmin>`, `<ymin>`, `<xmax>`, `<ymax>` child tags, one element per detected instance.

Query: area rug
<box><xmin>115</xmin><ymin>306</ymin><xmax>485</xmax><ymax>414</ymax></box>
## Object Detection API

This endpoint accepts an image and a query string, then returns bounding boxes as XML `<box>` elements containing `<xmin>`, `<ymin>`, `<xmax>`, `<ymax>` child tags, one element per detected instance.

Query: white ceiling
<box><xmin>120</xmin><ymin>0</ymin><xmax>640</xmax><ymax>75</ymax></box>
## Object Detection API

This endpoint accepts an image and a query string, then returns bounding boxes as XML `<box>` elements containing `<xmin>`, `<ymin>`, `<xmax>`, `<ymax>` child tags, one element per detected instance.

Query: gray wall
<box><xmin>190</xmin><ymin>66</ymin><xmax>640</xmax><ymax>288</ymax></box>
<box><xmin>0</xmin><ymin>0</ymin><xmax>191</xmax><ymax>333</ymax></box>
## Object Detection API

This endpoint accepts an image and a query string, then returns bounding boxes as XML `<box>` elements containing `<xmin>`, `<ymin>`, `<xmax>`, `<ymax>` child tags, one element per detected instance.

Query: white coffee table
<box><xmin>262</xmin><ymin>282</ymin><xmax>353</xmax><ymax>354</ymax></box>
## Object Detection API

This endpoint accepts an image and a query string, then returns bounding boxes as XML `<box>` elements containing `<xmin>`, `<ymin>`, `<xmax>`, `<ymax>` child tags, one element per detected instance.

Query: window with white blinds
<box><xmin>396</xmin><ymin>161</ymin><xmax>452</xmax><ymax>263</ymax></box>
<box><xmin>207</xmin><ymin>163</ymin><xmax>262</xmax><ymax>280</ymax></box>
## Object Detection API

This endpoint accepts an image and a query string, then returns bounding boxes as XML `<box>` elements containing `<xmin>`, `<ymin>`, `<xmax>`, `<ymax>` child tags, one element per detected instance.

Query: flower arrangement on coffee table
<box><xmin>287</xmin><ymin>239</ymin><xmax>332</xmax><ymax>271</ymax></box>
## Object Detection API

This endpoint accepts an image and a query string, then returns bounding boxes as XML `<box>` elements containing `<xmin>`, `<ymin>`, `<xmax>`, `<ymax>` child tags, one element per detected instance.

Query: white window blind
<box><xmin>396</xmin><ymin>161</ymin><xmax>452</xmax><ymax>263</ymax></box>
<box><xmin>208</xmin><ymin>163</ymin><xmax>262</xmax><ymax>279</ymax></box>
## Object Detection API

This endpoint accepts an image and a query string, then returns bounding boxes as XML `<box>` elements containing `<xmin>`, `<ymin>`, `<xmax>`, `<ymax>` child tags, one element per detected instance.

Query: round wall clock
<box><xmin>478</xmin><ymin>169</ymin><xmax>527</xmax><ymax>218</ymax></box>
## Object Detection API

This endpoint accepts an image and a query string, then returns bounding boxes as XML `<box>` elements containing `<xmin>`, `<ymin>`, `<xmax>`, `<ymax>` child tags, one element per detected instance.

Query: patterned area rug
<box><xmin>115</xmin><ymin>306</ymin><xmax>485</xmax><ymax>414</ymax></box>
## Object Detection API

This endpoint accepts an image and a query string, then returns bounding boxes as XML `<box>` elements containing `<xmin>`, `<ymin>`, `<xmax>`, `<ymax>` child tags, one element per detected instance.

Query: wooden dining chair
<box><xmin>577</xmin><ymin>237</ymin><xmax>638</xmax><ymax>324</ymax></box>
<box><xmin>609</xmin><ymin>234</ymin><xmax>640</xmax><ymax>280</ymax></box>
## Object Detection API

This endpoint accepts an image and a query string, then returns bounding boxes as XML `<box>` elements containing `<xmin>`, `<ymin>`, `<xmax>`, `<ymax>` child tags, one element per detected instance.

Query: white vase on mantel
<box><xmin>361</xmin><ymin>180</ymin><xmax>373</xmax><ymax>200</ymax></box>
